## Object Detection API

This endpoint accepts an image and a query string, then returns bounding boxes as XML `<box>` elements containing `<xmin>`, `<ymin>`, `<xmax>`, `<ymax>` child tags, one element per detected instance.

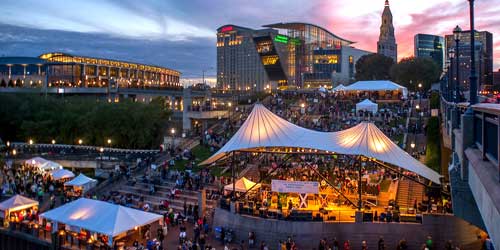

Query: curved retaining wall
<box><xmin>213</xmin><ymin>208</ymin><xmax>483</xmax><ymax>250</ymax></box>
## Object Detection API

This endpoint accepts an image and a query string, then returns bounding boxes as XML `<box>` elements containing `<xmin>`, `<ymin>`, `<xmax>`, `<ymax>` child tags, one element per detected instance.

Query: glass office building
<box><xmin>216</xmin><ymin>23</ymin><xmax>371</xmax><ymax>91</ymax></box>
<box><xmin>445</xmin><ymin>30</ymin><xmax>493</xmax><ymax>90</ymax></box>
<box><xmin>414</xmin><ymin>34</ymin><xmax>445</xmax><ymax>70</ymax></box>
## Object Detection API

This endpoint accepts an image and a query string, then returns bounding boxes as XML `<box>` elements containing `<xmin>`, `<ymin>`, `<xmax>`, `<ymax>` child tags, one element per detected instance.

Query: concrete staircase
<box><xmin>396</xmin><ymin>178</ymin><xmax>426</xmax><ymax>212</ymax></box>
<box><xmin>115</xmin><ymin>180</ymin><xmax>218</xmax><ymax>215</ymax></box>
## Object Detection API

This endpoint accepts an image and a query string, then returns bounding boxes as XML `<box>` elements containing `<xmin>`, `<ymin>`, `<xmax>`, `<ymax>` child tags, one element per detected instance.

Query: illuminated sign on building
<box><xmin>274</xmin><ymin>35</ymin><xmax>289</xmax><ymax>44</ymax></box>
<box><xmin>262</xmin><ymin>55</ymin><xmax>279</xmax><ymax>65</ymax></box>
<box><xmin>221</xmin><ymin>26</ymin><xmax>234</xmax><ymax>32</ymax></box>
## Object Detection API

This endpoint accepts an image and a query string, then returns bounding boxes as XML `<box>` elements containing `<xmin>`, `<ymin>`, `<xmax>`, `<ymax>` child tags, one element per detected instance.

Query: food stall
<box><xmin>40</xmin><ymin>198</ymin><xmax>163</xmax><ymax>249</ymax></box>
<box><xmin>64</xmin><ymin>174</ymin><xmax>97</xmax><ymax>197</ymax></box>
<box><xmin>0</xmin><ymin>195</ymin><xmax>39</xmax><ymax>228</ymax></box>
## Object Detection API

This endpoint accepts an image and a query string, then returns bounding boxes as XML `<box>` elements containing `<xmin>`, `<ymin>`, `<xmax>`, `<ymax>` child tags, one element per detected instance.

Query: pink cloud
<box><xmin>317</xmin><ymin>0</ymin><xmax>500</xmax><ymax>70</ymax></box>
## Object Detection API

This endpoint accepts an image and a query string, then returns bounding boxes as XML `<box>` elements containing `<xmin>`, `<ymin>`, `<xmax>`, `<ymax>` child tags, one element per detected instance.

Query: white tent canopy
<box><xmin>224</xmin><ymin>177</ymin><xmax>261</xmax><ymax>192</ymax></box>
<box><xmin>356</xmin><ymin>99</ymin><xmax>378</xmax><ymax>114</ymax></box>
<box><xmin>344</xmin><ymin>80</ymin><xmax>408</xmax><ymax>98</ymax></box>
<box><xmin>25</xmin><ymin>157</ymin><xmax>49</xmax><ymax>166</ymax></box>
<box><xmin>25</xmin><ymin>157</ymin><xmax>63</xmax><ymax>171</ymax></box>
<box><xmin>51</xmin><ymin>168</ymin><xmax>75</xmax><ymax>180</ymax></box>
<box><xmin>40</xmin><ymin>161</ymin><xmax>63</xmax><ymax>171</ymax></box>
<box><xmin>64</xmin><ymin>174</ymin><xmax>97</xmax><ymax>192</ymax></box>
<box><xmin>0</xmin><ymin>195</ymin><xmax>39</xmax><ymax>216</ymax></box>
<box><xmin>333</xmin><ymin>84</ymin><xmax>346</xmax><ymax>92</ymax></box>
<box><xmin>40</xmin><ymin>198</ymin><xmax>162</xmax><ymax>240</ymax></box>
<box><xmin>318</xmin><ymin>86</ymin><xmax>327</xmax><ymax>93</ymax></box>
<box><xmin>201</xmin><ymin>104</ymin><xmax>441</xmax><ymax>184</ymax></box>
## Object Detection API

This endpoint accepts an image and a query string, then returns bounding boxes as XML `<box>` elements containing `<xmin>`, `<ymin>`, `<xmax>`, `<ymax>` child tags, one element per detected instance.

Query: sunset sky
<box><xmin>0</xmin><ymin>0</ymin><xmax>498</xmax><ymax>76</ymax></box>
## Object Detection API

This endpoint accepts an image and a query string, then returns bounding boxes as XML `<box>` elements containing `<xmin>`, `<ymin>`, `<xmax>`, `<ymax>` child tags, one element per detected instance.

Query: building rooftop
<box><xmin>263</xmin><ymin>22</ymin><xmax>354</xmax><ymax>45</ymax></box>
<box><xmin>0</xmin><ymin>57</ymin><xmax>46</xmax><ymax>65</ymax></box>
<box><xmin>39</xmin><ymin>52</ymin><xmax>180</xmax><ymax>75</ymax></box>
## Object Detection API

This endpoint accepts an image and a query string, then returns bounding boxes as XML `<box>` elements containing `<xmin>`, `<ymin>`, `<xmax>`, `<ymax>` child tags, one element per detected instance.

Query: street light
<box><xmin>300</xmin><ymin>103</ymin><xmax>305</xmax><ymax>108</ymax></box>
<box><xmin>410</xmin><ymin>142</ymin><xmax>415</xmax><ymax>149</ymax></box>
<box><xmin>468</xmin><ymin>0</ymin><xmax>477</xmax><ymax>105</ymax></box>
<box><xmin>6</xmin><ymin>141</ymin><xmax>9</xmax><ymax>147</ymax></box>
<box><xmin>78</xmin><ymin>139</ymin><xmax>83</xmax><ymax>145</ymax></box>
<box><xmin>171</xmin><ymin>128</ymin><xmax>176</xmax><ymax>135</ymax></box>
<box><xmin>415</xmin><ymin>104</ymin><xmax>420</xmax><ymax>110</ymax></box>
<box><xmin>51</xmin><ymin>139</ymin><xmax>56</xmax><ymax>145</ymax></box>
<box><xmin>107</xmin><ymin>139</ymin><xmax>112</xmax><ymax>145</ymax></box>
<box><xmin>29</xmin><ymin>139</ymin><xmax>33</xmax><ymax>145</ymax></box>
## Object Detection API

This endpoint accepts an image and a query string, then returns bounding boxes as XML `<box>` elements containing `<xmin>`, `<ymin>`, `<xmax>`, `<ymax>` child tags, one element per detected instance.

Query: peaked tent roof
<box><xmin>0</xmin><ymin>195</ymin><xmax>39</xmax><ymax>211</ymax></box>
<box><xmin>322</xmin><ymin>123</ymin><xmax>440</xmax><ymax>183</ymax></box>
<box><xmin>50</xmin><ymin>168</ymin><xmax>75</xmax><ymax>180</ymax></box>
<box><xmin>64</xmin><ymin>173</ymin><xmax>97</xmax><ymax>187</ymax></box>
<box><xmin>345</xmin><ymin>80</ymin><xmax>408</xmax><ymax>97</ymax></box>
<box><xmin>40</xmin><ymin>198</ymin><xmax>162</xmax><ymax>237</ymax></box>
<box><xmin>25</xmin><ymin>157</ymin><xmax>49</xmax><ymax>166</ymax></box>
<box><xmin>224</xmin><ymin>177</ymin><xmax>261</xmax><ymax>192</ymax></box>
<box><xmin>357</xmin><ymin>99</ymin><xmax>377</xmax><ymax>106</ymax></box>
<box><xmin>333</xmin><ymin>84</ymin><xmax>346</xmax><ymax>91</ymax></box>
<box><xmin>201</xmin><ymin>104</ymin><xmax>441</xmax><ymax>184</ymax></box>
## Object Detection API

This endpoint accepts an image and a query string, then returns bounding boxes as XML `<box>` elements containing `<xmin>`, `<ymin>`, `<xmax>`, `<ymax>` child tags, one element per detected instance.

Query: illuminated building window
<box><xmin>261</xmin><ymin>55</ymin><xmax>279</xmax><ymax>65</ymax></box>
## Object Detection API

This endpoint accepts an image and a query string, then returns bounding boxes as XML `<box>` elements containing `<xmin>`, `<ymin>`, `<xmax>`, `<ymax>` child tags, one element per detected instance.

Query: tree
<box><xmin>0</xmin><ymin>79</ymin><xmax>6</xmax><ymax>87</ymax></box>
<box><xmin>355</xmin><ymin>54</ymin><xmax>395</xmax><ymax>81</ymax></box>
<box><xmin>389</xmin><ymin>57</ymin><xmax>441</xmax><ymax>92</ymax></box>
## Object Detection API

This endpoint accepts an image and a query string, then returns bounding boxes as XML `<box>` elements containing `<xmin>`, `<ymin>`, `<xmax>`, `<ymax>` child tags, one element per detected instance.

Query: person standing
<box><xmin>378</xmin><ymin>236</ymin><xmax>385</xmax><ymax>250</ymax></box>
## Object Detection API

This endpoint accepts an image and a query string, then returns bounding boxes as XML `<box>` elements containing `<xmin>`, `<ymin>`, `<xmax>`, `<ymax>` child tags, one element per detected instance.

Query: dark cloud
<box><xmin>0</xmin><ymin>24</ymin><xmax>215</xmax><ymax>77</ymax></box>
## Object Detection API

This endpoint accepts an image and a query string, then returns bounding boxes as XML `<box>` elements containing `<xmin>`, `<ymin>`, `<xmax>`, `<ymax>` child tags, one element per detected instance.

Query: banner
<box><xmin>271</xmin><ymin>180</ymin><xmax>319</xmax><ymax>194</ymax></box>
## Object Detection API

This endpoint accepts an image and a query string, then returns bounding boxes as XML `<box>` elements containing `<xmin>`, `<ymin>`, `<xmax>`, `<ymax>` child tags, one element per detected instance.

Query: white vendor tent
<box><xmin>50</xmin><ymin>168</ymin><xmax>75</xmax><ymax>180</ymax></box>
<box><xmin>64</xmin><ymin>174</ymin><xmax>97</xmax><ymax>192</ymax></box>
<box><xmin>356</xmin><ymin>99</ymin><xmax>378</xmax><ymax>114</ymax></box>
<box><xmin>318</xmin><ymin>86</ymin><xmax>327</xmax><ymax>93</ymax></box>
<box><xmin>0</xmin><ymin>195</ymin><xmax>39</xmax><ymax>218</ymax></box>
<box><xmin>345</xmin><ymin>80</ymin><xmax>408</xmax><ymax>98</ymax></box>
<box><xmin>224</xmin><ymin>177</ymin><xmax>261</xmax><ymax>192</ymax></box>
<box><xmin>333</xmin><ymin>84</ymin><xmax>346</xmax><ymax>92</ymax></box>
<box><xmin>25</xmin><ymin>157</ymin><xmax>49</xmax><ymax>166</ymax></box>
<box><xmin>201</xmin><ymin>104</ymin><xmax>441</xmax><ymax>184</ymax></box>
<box><xmin>39</xmin><ymin>161</ymin><xmax>63</xmax><ymax>171</ymax></box>
<box><xmin>25</xmin><ymin>157</ymin><xmax>63</xmax><ymax>171</ymax></box>
<box><xmin>40</xmin><ymin>198</ymin><xmax>162</xmax><ymax>245</ymax></box>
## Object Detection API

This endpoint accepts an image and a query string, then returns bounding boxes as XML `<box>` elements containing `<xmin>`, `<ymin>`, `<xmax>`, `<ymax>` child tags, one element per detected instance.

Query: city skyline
<box><xmin>0</xmin><ymin>0</ymin><xmax>499</xmax><ymax>77</ymax></box>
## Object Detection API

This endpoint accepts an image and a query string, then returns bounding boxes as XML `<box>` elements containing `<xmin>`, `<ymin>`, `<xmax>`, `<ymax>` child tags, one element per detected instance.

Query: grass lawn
<box><xmin>172</xmin><ymin>145</ymin><xmax>213</xmax><ymax>172</ymax></box>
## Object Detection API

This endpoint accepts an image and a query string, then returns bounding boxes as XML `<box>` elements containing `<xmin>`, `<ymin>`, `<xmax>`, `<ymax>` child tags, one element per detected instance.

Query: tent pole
<box><xmin>237</xmin><ymin>153</ymin><xmax>294</xmax><ymax>200</ymax></box>
<box><xmin>232</xmin><ymin>151</ymin><xmax>236</xmax><ymax>199</ymax></box>
<box><xmin>358</xmin><ymin>159</ymin><xmax>362</xmax><ymax>211</ymax></box>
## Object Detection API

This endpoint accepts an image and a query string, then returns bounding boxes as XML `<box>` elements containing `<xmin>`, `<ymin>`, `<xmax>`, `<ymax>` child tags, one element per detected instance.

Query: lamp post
<box><xmin>12</xmin><ymin>149</ymin><xmax>17</xmax><ymax>165</ymax></box>
<box><xmin>468</xmin><ymin>0</ymin><xmax>477</xmax><ymax>105</ymax></box>
<box><xmin>453</xmin><ymin>26</ymin><xmax>462</xmax><ymax>103</ymax></box>
<box><xmin>447</xmin><ymin>47</ymin><xmax>456</xmax><ymax>102</ymax></box>
<box><xmin>171</xmin><ymin>128</ymin><xmax>176</xmax><ymax>147</ymax></box>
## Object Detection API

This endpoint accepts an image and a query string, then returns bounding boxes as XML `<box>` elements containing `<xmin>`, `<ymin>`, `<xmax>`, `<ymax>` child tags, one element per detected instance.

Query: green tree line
<box><xmin>355</xmin><ymin>54</ymin><xmax>442</xmax><ymax>92</ymax></box>
<box><xmin>0</xmin><ymin>94</ymin><xmax>171</xmax><ymax>149</ymax></box>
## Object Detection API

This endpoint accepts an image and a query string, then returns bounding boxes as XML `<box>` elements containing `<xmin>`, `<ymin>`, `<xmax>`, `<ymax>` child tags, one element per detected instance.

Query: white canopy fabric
<box><xmin>344</xmin><ymin>80</ymin><xmax>408</xmax><ymax>98</ymax></box>
<box><xmin>64</xmin><ymin>174</ymin><xmax>97</xmax><ymax>192</ymax></box>
<box><xmin>201</xmin><ymin>104</ymin><xmax>441</xmax><ymax>184</ymax></box>
<box><xmin>356</xmin><ymin>99</ymin><xmax>378</xmax><ymax>114</ymax></box>
<box><xmin>25</xmin><ymin>157</ymin><xmax>49</xmax><ymax>166</ymax></box>
<box><xmin>224</xmin><ymin>177</ymin><xmax>261</xmax><ymax>192</ymax></box>
<box><xmin>51</xmin><ymin>169</ymin><xmax>75</xmax><ymax>180</ymax></box>
<box><xmin>40</xmin><ymin>198</ymin><xmax>162</xmax><ymax>237</ymax></box>
<box><xmin>333</xmin><ymin>84</ymin><xmax>346</xmax><ymax>92</ymax></box>
<box><xmin>0</xmin><ymin>195</ymin><xmax>39</xmax><ymax>213</ymax></box>
<box><xmin>318</xmin><ymin>86</ymin><xmax>327</xmax><ymax>93</ymax></box>
<box><xmin>40</xmin><ymin>161</ymin><xmax>63</xmax><ymax>171</ymax></box>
